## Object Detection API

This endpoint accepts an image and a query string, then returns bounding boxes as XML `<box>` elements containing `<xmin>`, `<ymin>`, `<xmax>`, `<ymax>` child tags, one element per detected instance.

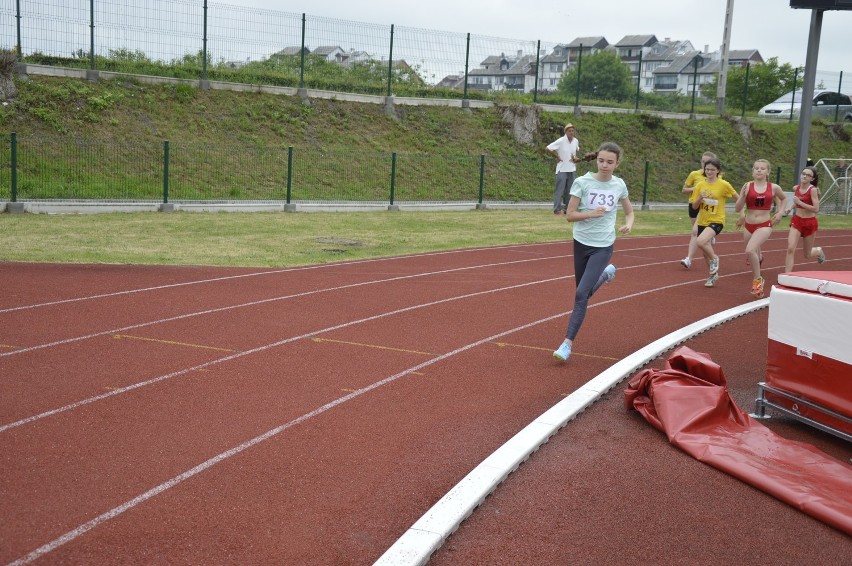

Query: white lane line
<box><xmin>0</xmin><ymin>274</ymin><xmax>569</xmax><ymax>433</ymax></box>
<box><xmin>5</xmin><ymin>274</ymin><xmax>768</xmax><ymax>566</ymax></box>
<box><xmin>373</xmin><ymin>299</ymin><xmax>769</xmax><ymax>566</ymax></box>
<box><xmin>0</xmin><ymin>254</ymin><xmax>566</xmax><ymax>358</ymax></box>
<box><xmin>0</xmin><ymin>242</ymin><xmax>566</xmax><ymax>314</ymax></box>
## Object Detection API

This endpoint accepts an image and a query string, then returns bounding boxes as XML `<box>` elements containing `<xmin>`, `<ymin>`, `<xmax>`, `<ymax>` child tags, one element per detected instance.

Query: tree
<box><xmin>557</xmin><ymin>51</ymin><xmax>634</xmax><ymax>102</ymax></box>
<box><xmin>700</xmin><ymin>57</ymin><xmax>800</xmax><ymax>111</ymax></box>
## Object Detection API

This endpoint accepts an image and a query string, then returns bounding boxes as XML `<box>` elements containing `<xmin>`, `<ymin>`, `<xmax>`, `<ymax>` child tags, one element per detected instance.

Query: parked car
<box><xmin>757</xmin><ymin>90</ymin><xmax>852</xmax><ymax>121</ymax></box>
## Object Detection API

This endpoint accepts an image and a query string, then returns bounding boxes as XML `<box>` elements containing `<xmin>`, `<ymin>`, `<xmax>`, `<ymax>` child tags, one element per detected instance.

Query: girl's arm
<box><xmin>566</xmin><ymin>195</ymin><xmax>606</xmax><ymax>222</ymax></box>
<box><xmin>809</xmin><ymin>188</ymin><xmax>821</xmax><ymax>213</ymax></box>
<box><xmin>618</xmin><ymin>197</ymin><xmax>634</xmax><ymax>235</ymax></box>
<box><xmin>734</xmin><ymin>183</ymin><xmax>748</xmax><ymax>212</ymax></box>
<box><xmin>771</xmin><ymin>184</ymin><xmax>787</xmax><ymax>224</ymax></box>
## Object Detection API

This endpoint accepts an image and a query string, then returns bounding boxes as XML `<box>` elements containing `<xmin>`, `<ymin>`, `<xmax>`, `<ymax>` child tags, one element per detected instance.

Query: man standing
<box><xmin>546</xmin><ymin>123</ymin><xmax>580</xmax><ymax>214</ymax></box>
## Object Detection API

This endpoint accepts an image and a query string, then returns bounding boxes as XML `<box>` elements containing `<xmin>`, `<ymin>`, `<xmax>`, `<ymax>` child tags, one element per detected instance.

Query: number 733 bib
<box><xmin>583</xmin><ymin>189</ymin><xmax>619</xmax><ymax>211</ymax></box>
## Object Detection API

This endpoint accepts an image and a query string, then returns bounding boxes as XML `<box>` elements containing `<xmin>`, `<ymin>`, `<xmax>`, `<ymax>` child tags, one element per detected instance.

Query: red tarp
<box><xmin>624</xmin><ymin>346</ymin><xmax>852</xmax><ymax>535</ymax></box>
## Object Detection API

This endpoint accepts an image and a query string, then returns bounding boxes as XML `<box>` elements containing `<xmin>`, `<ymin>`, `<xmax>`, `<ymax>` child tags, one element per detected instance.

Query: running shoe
<box><xmin>817</xmin><ymin>250</ymin><xmax>827</xmax><ymax>264</ymax></box>
<box><xmin>712</xmin><ymin>237</ymin><xmax>716</xmax><ymax>245</ymax></box>
<box><xmin>680</xmin><ymin>257</ymin><xmax>691</xmax><ymax>269</ymax></box>
<box><xmin>601</xmin><ymin>264</ymin><xmax>617</xmax><ymax>284</ymax></box>
<box><xmin>705</xmin><ymin>273</ymin><xmax>719</xmax><ymax>287</ymax></box>
<box><xmin>751</xmin><ymin>276</ymin><xmax>765</xmax><ymax>298</ymax></box>
<box><xmin>553</xmin><ymin>340</ymin><xmax>572</xmax><ymax>361</ymax></box>
<box><xmin>708</xmin><ymin>257</ymin><xmax>719</xmax><ymax>275</ymax></box>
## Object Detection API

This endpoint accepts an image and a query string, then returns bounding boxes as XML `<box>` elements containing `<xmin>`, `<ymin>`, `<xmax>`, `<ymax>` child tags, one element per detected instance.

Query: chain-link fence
<box><xmin>4</xmin><ymin>133</ymin><xmax>831</xmax><ymax>208</ymax></box>
<box><xmin>4</xmin><ymin>1</ymin><xmax>848</xmax><ymax>115</ymax></box>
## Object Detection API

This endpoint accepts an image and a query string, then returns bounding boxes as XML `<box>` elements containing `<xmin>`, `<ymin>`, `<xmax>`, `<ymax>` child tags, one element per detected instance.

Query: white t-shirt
<box><xmin>569</xmin><ymin>172</ymin><xmax>629</xmax><ymax>247</ymax></box>
<box><xmin>546</xmin><ymin>135</ymin><xmax>579</xmax><ymax>173</ymax></box>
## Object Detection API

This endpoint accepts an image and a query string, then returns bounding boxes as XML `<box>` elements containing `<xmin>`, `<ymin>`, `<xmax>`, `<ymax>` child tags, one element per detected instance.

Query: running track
<box><xmin>1</xmin><ymin>230</ymin><xmax>851</xmax><ymax>565</ymax></box>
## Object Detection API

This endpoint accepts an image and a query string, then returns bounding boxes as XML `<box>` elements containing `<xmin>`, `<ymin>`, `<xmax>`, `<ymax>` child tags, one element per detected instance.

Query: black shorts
<box><xmin>698</xmin><ymin>223</ymin><xmax>723</xmax><ymax>236</ymax></box>
<box><xmin>688</xmin><ymin>202</ymin><xmax>699</xmax><ymax>219</ymax></box>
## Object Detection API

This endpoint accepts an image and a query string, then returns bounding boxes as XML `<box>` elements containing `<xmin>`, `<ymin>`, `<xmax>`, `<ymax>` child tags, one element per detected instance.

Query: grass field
<box><xmin>2</xmin><ymin>209</ymin><xmax>849</xmax><ymax>267</ymax></box>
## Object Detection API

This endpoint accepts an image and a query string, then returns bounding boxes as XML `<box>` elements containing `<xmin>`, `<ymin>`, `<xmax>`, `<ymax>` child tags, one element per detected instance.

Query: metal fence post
<box><xmin>478</xmin><ymin>155</ymin><xmax>485</xmax><ymax>205</ymax></box>
<box><xmin>533</xmin><ymin>40</ymin><xmax>540</xmax><ymax>103</ymax></box>
<box><xmin>286</xmin><ymin>146</ymin><xmax>293</xmax><ymax>204</ymax></box>
<box><xmin>574</xmin><ymin>44</ymin><xmax>583</xmax><ymax>110</ymax></box>
<box><xmin>463</xmin><ymin>33</ymin><xmax>470</xmax><ymax>102</ymax></box>
<box><xmin>386</xmin><ymin>24</ymin><xmax>394</xmax><ymax>98</ymax></box>
<box><xmin>642</xmin><ymin>160</ymin><xmax>650</xmax><ymax>210</ymax></box>
<box><xmin>89</xmin><ymin>0</ymin><xmax>95</xmax><ymax>69</ymax></box>
<box><xmin>389</xmin><ymin>152</ymin><xmax>397</xmax><ymax>205</ymax></box>
<box><xmin>741</xmin><ymin>62</ymin><xmax>750</xmax><ymax>118</ymax></box>
<box><xmin>162</xmin><ymin>140</ymin><xmax>170</xmax><ymax>204</ymax></box>
<box><xmin>789</xmin><ymin>67</ymin><xmax>799</xmax><ymax>123</ymax></box>
<box><xmin>775</xmin><ymin>166</ymin><xmax>781</xmax><ymax>186</ymax></box>
<box><xmin>299</xmin><ymin>14</ymin><xmax>306</xmax><ymax>89</ymax></box>
<box><xmin>202</xmin><ymin>0</ymin><xmax>208</xmax><ymax>82</ymax></box>
<box><xmin>10</xmin><ymin>132</ymin><xmax>17</xmax><ymax>203</ymax></box>
<box><xmin>15</xmin><ymin>0</ymin><xmax>22</xmax><ymax>60</ymax></box>
<box><xmin>834</xmin><ymin>71</ymin><xmax>844</xmax><ymax>123</ymax></box>
<box><xmin>690</xmin><ymin>55</ymin><xmax>699</xmax><ymax>118</ymax></box>
<box><xmin>634</xmin><ymin>50</ymin><xmax>642</xmax><ymax>111</ymax></box>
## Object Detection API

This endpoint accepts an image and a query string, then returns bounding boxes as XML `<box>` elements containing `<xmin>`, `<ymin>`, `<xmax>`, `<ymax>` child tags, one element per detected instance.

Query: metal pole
<box><xmin>634</xmin><ymin>50</ymin><xmax>642</xmax><ymax>111</ymax></box>
<box><xmin>386</xmin><ymin>25</ymin><xmax>394</xmax><ymax>98</ymax></box>
<box><xmin>478</xmin><ymin>155</ymin><xmax>485</xmax><ymax>204</ymax></box>
<box><xmin>789</xmin><ymin>67</ymin><xmax>799</xmax><ymax>123</ymax></box>
<box><xmin>574</xmin><ymin>44</ymin><xmax>583</xmax><ymax>109</ymax></box>
<box><xmin>793</xmin><ymin>10</ymin><xmax>822</xmax><ymax>180</ymax></box>
<box><xmin>162</xmin><ymin>140</ymin><xmax>170</xmax><ymax>204</ymax></box>
<box><xmin>286</xmin><ymin>146</ymin><xmax>293</xmax><ymax>204</ymax></box>
<box><xmin>715</xmin><ymin>0</ymin><xmax>734</xmax><ymax>114</ymax></box>
<box><xmin>642</xmin><ymin>160</ymin><xmax>649</xmax><ymax>209</ymax></box>
<box><xmin>299</xmin><ymin>14</ymin><xmax>306</xmax><ymax>89</ymax></box>
<box><xmin>834</xmin><ymin>71</ymin><xmax>843</xmax><ymax>123</ymax></box>
<box><xmin>533</xmin><ymin>40</ymin><xmax>540</xmax><ymax>103</ymax></box>
<box><xmin>389</xmin><ymin>152</ymin><xmax>397</xmax><ymax>205</ymax></box>
<box><xmin>15</xmin><ymin>0</ymin><xmax>21</xmax><ymax>60</ymax></box>
<box><xmin>10</xmin><ymin>132</ymin><xmax>17</xmax><ymax>203</ymax></box>
<box><xmin>202</xmin><ymin>0</ymin><xmax>208</xmax><ymax>81</ymax></box>
<box><xmin>89</xmin><ymin>0</ymin><xmax>95</xmax><ymax>69</ymax></box>
<box><xmin>740</xmin><ymin>62</ymin><xmax>750</xmax><ymax>118</ymax></box>
<box><xmin>463</xmin><ymin>33</ymin><xmax>470</xmax><ymax>101</ymax></box>
<box><xmin>690</xmin><ymin>55</ymin><xmax>699</xmax><ymax>118</ymax></box>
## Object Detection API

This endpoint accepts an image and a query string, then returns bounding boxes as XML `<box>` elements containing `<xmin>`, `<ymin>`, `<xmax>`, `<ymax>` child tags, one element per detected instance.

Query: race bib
<box><xmin>703</xmin><ymin>198</ymin><xmax>719</xmax><ymax>206</ymax></box>
<box><xmin>583</xmin><ymin>189</ymin><xmax>619</xmax><ymax>211</ymax></box>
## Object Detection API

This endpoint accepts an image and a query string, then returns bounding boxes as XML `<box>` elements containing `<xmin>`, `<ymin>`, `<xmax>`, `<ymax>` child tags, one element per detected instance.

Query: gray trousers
<box><xmin>553</xmin><ymin>171</ymin><xmax>576</xmax><ymax>212</ymax></box>
<box><xmin>565</xmin><ymin>240</ymin><xmax>614</xmax><ymax>341</ymax></box>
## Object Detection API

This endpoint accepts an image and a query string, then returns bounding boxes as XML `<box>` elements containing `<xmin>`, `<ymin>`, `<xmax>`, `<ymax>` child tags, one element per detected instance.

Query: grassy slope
<box><xmin>2</xmin><ymin>76</ymin><xmax>851</xmax><ymax>202</ymax></box>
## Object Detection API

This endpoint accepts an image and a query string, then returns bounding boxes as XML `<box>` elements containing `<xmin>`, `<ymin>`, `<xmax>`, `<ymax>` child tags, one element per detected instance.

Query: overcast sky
<box><xmin>219</xmin><ymin>0</ymin><xmax>850</xmax><ymax>81</ymax></box>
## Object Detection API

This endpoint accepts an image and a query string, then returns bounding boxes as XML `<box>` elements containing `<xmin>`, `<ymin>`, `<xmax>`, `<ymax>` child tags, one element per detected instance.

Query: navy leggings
<box><xmin>565</xmin><ymin>240</ymin><xmax>614</xmax><ymax>341</ymax></box>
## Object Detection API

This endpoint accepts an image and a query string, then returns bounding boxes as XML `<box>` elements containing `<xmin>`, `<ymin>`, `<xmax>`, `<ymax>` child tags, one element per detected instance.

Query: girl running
<box><xmin>734</xmin><ymin>159</ymin><xmax>786</xmax><ymax>297</ymax></box>
<box><xmin>692</xmin><ymin>157</ymin><xmax>738</xmax><ymax>288</ymax></box>
<box><xmin>785</xmin><ymin>165</ymin><xmax>826</xmax><ymax>272</ymax></box>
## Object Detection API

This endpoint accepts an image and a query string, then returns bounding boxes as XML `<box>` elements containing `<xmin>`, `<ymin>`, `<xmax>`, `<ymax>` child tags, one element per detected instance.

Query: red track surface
<box><xmin>2</xmin><ymin>230</ymin><xmax>851</xmax><ymax>565</ymax></box>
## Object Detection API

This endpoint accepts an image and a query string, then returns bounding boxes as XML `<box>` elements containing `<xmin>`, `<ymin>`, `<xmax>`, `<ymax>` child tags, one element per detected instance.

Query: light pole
<box><xmin>716</xmin><ymin>0</ymin><xmax>734</xmax><ymax>115</ymax></box>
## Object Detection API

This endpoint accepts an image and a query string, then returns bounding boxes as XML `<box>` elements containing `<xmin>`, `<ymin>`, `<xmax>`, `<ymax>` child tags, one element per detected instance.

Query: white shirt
<box><xmin>546</xmin><ymin>135</ymin><xmax>579</xmax><ymax>173</ymax></box>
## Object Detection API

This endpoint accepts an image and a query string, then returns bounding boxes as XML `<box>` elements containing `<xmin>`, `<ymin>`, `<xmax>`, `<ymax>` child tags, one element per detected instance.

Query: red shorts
<box><xmin>745</xmin><ymin>220</ymin><xmax>772</xmax><ymax>234</ymax></box>
<box><xmin>791</xmin><ymin>215</ymin><xmax>818</xmax><ymax>238</ymax></box>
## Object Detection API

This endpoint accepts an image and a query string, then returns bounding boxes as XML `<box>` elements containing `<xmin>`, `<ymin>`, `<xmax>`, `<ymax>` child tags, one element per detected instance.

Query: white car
<box><xmin>757</xmin><ymin>90</ymin><xmax>852</xmax><ymax>121</ymax></box>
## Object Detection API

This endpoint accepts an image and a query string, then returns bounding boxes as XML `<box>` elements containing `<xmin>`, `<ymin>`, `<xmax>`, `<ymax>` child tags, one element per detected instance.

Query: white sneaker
<box><xmin>705</xmin><ymin>273</ymin><xmax>719</xmax><ymax>287</ymax></box>
<box><xmin>601</xmin><ymin>264</ymin><xmax>616</xmax><ymax>284</ymax></box>
<box><xmin>817</xmin><ymin>250</ymin><xmax>826</xmax><ymax>264</ymax></box>
<box><xmin>680</xmin><ymin>257</ymin><xmax>691</xmax><ymax>269</ymax></box>
<box><xmin>708</xmin><ymin>257</ymin><xmax>719</xmax><ymax>275</ymax></box>
<box><xmin>712</xmin><ymin>237</ymin><xmax>717</xmax><ymax>245</ymax></box>
<box><xmin>553</xmin><ymin>340</ymin><xmax>572</xmax><ymax>361</ymax></box>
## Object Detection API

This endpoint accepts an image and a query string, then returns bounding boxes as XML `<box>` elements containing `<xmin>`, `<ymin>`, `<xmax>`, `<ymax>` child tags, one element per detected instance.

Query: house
<box><xmin>652</xmin><ymin>51</ymin><xmax>720</xmax><ymax>95</ymax></box>
<box><xmin>639</xmin><ymin>39</ymin><xmax>696</xmax><ymax>92</ymax></box>
<box><xmin>435</xmin><ymin>74</ymin><xmax>465</xmax><ymax>90</ymax></box>
<box><xmin>274</xmin><ymin>46</ymin><xmax>310</xmax><ymax>57</ymax></box>
<box><xmin>311</xmin><ymin>46</ymin><xmax>346</xmax><ymax>63</ymax></box>
<box><xmin>538</xmin><ymin>44</ymin><xmax>570</xmax><ymax>91</ymax></box>
<box><xmin>726</xmin><ymin>49</ymin><xmax>764</xmax><ymax>68</ymax></box>
<box><xmin>468</xmin><ymin>51</ymin><xmax>538</xmax><ymax>93</ymax></box>
<box><xmin>614</xmin><ymin>35</ymin><xmax>659</xmax><ymax>82</ymax></box>
<box><xmin>565</xmin><ymin>36</ymin><xmax>609</xmax><ymax>63</ymax></box>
